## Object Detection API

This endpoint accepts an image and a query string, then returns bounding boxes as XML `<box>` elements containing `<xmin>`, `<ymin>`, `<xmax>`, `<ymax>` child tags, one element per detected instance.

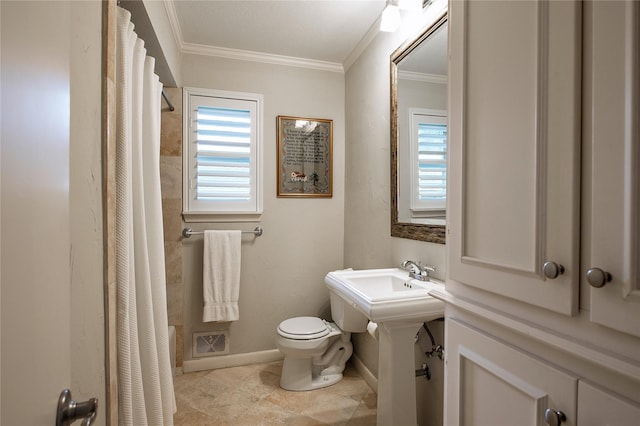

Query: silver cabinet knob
<box><xmin>586</xmin><ymin>267</ymin><xmax>612</xmax><ymax>288</ymax></box>
<box><xmin>543</xmin><ymin>261</ymin><xmax>565</xmax><ymax>279</ymax></box>
<box><xmin>544</xmin><ymin>408</ymin><xmax>566</xmax><ymax>426</ymax></box>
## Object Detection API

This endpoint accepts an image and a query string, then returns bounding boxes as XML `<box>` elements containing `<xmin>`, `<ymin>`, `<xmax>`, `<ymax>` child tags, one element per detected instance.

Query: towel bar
<box><xmin>182</xmin><ymin>227</ymin><xmax>263</xmax><ymax>238</ymax></box>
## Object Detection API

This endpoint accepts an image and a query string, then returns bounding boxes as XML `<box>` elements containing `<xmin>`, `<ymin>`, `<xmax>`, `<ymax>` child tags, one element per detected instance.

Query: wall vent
<box><xmin>192</xmin><ymin>331</ymin><xmax>229</xmax><ymax>358</ymax></box>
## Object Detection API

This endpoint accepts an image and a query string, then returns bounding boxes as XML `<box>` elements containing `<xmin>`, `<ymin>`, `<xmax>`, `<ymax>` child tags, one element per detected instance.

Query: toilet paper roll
<box><xmin>366</xmin><ymin>321</ymin><xmax>379</xmax><ymax>340</ymax></box>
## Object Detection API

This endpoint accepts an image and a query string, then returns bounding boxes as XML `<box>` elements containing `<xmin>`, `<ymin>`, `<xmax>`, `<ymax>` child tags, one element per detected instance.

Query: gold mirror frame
<box><xmin>390</xmin><ymin>13</ymin><xmax>447</xmax><ymax>244</ymax></box>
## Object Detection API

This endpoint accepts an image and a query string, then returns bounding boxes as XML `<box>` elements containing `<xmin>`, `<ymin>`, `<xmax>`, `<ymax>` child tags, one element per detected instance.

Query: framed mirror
<box><xmin>390</xmin><ymin>13</ymin><xmax>448</xmax><ymax>243</ymax></box>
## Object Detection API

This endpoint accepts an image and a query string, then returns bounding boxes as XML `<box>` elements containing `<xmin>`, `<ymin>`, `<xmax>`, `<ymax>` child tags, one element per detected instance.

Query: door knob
<box><xmin>586</xmin><ymin>267</ymin><xmax>612</xmax><ymax>288</ymax></box>
<box><xmin>56</xmin><ymin>389</ymin><xmax>98</xmax><ymax>426</ymax></box>
<box><xmin>543</xmin><ymin>261</ymin><xmax>565</xmax><ymax>279</ymax></box>
<box><xmin>544</xmin><ymin>408</ymin><xmax>566</xmax><ymax>426</ymax></box>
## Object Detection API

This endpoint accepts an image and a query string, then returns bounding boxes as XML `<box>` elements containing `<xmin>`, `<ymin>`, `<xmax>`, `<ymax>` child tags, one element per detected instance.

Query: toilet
<box><xmin>276</xmin><ymin>291</ymin><xmax>369</xmax><ymax>391</ymax></box>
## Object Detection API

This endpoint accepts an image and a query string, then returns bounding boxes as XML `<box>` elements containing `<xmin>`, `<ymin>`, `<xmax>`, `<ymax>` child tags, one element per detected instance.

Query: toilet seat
<box><xmin>277</xmin><ymin>316</ymin><xmax>330</xmax><ymax>340</ymax></box>
<box><xmin>275</xmin><ymin>316</ymin><xmax>352</xmax><ymax>391</ymax></box>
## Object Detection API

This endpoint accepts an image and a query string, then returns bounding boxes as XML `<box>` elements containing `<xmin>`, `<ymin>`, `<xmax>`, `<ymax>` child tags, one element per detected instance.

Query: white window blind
<box><xmin>195</xmin><ymin>106</ymin><xmax>251</xmax><ymax>201</ymax></box>
<box><xmin>183</xmin><ymin>88</ymin><xmax>263</xmax><ymax>220</ymax></box>
<box><xmin>410</xmin><ymin>109</ymin><xmax>447</xmax><ymax>213</ymax></box>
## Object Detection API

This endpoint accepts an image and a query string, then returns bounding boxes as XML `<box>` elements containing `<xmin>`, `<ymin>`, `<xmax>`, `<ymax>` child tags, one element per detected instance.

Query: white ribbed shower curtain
<box><xmin>116</xmin><ymin>7</ymin><xmax>176</xmax><ymax>426</ymax></box>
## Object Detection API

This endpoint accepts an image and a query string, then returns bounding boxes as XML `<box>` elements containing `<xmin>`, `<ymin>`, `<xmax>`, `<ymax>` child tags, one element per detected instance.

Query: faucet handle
<box><xmin>417</xmin><ymin>265</ymin><xmax>436</xmax><ymax>282</ymax></box>
<box><xmin>401</xmin><ymin>261</ymin><xmax>436</xmax><ymax>281</ymax></box>
<box><xmin>401</xmin><ymin>260</ymin><xmax>413</xmax><ymax>269</ymax></box>
<box><xmin>417</xmin><ymin>265</ymin><xmax>435</xmax><ymax>280</ymax></box>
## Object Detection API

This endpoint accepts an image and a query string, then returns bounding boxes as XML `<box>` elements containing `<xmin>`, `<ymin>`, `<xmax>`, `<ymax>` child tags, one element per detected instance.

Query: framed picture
<box><xmin>277</xmin><ymin>116</ymin><xmax>333</xmax><ymax>197</ymax></box>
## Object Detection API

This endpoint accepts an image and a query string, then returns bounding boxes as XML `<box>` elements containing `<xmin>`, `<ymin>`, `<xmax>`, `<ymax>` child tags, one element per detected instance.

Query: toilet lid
<box><xmin>277</xmin><ymin>316</ymin><xmax>330</xmax><ymax>340</ymax></box>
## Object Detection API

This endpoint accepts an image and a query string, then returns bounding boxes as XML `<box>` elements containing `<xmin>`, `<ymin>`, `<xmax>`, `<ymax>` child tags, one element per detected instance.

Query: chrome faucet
<box><xmin>401</xmin><ymin>260</ymin><xmax>436</xmax><ymax>282</ymax></box>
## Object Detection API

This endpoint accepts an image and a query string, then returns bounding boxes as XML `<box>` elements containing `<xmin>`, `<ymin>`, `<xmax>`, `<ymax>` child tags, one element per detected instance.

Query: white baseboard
<box><xmin>181</xmin><ymin>348</ymin><xmax>378</xmax><ymax>395</ymax></box>
<box><xmin>350</xmin><ymin>353</ymin><xmax>378</xmax><ymax>393</ymax></box>
<box><xmin>182</xmin><ymin>349</ymin><xmax>284</xmax><ymax>373</ymax></box>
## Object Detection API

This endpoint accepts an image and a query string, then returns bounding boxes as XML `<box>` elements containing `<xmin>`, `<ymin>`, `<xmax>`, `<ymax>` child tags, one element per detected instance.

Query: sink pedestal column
<box><xmin>377</xmin><ymin>321</ymin><xmax>422</xmax><ymax>426</ymax></box>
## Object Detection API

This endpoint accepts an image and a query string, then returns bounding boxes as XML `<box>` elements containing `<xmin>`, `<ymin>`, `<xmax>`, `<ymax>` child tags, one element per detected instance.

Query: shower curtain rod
<box><xmin>182</xmin><ymin>227</ymin><xmax>264</xmax><ymax>238</ymax></box>
<box><xmin>161</xmin><ymin>88</ymin><xmax>175</xmax><ymax>111</ymax></box>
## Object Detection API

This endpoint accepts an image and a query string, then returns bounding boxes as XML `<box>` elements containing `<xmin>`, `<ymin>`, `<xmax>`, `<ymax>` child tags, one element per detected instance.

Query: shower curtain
<box><xmin>116</xmin><ymin>7</ymin><xmax>176</xmax><ymax>425</ymax></box>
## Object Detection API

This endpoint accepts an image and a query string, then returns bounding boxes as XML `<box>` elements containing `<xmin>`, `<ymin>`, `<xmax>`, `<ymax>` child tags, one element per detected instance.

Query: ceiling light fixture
<box><xmin>380</xmin><ymin>0</ymin><xmax>401</xmax><ymax>32</ymax></box>
<box><xmin>398</xmin><ymin>0</ymin><xmax>422</xmax><ymax>13</ymax></box>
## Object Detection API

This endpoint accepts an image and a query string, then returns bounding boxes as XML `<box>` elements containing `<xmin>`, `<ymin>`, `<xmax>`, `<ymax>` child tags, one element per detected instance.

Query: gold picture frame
<box><xmin>277</xmin><ymin>116</ymin><xmax>333</xmax><ymax>197</ymax></box>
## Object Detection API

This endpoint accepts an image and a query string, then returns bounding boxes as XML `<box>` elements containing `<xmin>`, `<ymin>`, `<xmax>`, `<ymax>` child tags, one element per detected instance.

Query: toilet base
<box><xmin>279</xmin><ymin>357</ymin><xmax>344</xmax><ymax>391</ymax></box>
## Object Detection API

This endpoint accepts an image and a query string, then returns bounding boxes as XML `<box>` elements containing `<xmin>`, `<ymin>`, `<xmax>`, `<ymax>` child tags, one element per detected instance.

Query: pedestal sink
<box><xmin>325</xmin><ymin>268</ymin><xmax>445</xmax><ymax>426</ymax></box>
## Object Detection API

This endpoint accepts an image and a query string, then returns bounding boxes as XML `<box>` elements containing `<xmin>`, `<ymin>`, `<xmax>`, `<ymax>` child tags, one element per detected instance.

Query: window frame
<box><xmin>182</xmin><ymin>87</ymin><xmax>264</xmax><ymax>223</ymax></box>
<box><xmin>409</xmin><ymin>107</ymin><xmax>447</xmax><ymax>217</ymax></box>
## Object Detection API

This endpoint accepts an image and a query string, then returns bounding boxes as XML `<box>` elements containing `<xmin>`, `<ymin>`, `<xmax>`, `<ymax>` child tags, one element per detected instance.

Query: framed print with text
<box><xmin>277</xmin><ymin>116</ymin><xmax>333</xmax><ymax>197</ymax></box>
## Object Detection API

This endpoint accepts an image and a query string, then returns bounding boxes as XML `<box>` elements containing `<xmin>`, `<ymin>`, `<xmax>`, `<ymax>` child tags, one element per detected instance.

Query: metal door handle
<box><xmin>56</xmin><ymin>389</ymin><xmax>98</xmax><ymax>426</ymax></box>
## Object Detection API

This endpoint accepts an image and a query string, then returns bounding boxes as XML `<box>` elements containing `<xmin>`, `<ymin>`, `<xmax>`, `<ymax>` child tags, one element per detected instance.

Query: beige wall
<box><xmin>177</xmin><ymin>54</ymin><xmax>346</xmax><ymax>361</ymax></box>
<box><xmin>344</xmin><ymin>6</ymin><xmax>447</xmax><ymax>425</ymax></box>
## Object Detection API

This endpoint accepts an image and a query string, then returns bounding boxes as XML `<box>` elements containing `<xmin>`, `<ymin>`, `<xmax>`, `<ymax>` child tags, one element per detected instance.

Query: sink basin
<box><xmin>325</xmin><ymin>267</ymin><xmax>446</xmax><ymax>425</ymax></box>
<box><xmin>325</xmin><ymin>268</ymin><xmax>445</xmax><ymax>323</ymax></box>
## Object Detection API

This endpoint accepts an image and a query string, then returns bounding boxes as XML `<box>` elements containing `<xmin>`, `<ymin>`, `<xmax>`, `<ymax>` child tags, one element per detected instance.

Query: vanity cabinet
<box><xmin>446</xmin><ymin>319</ymin><xmax>577</xmax><ymax>426</ymax></box>
<box><xmin>442</xmin><ymin>0</ymin><xmax>640</xmax><ymax>423</ymax></box>
<box><xmin>577</xmin><ymin>381</ymin><xmax>640</xmax><ymax>425</ymax></box>
<box><xmin>582</xmin><ymin>0</ymin><xmax>640</xmax><ymax>337</ymax></box>
<box><xmin>448</xmin><ymin>0</ymin><xmax>582</xmax><ymax>315</ymax></box>
<box><xmin>449</xmin><ymin>0</ymin><xmax>640</xmax><ymax>327</ymax></box>
<box><xmin>446</xmin><ymin>319</ymin><xmax>640</xmax><ymax>426</ymax></box>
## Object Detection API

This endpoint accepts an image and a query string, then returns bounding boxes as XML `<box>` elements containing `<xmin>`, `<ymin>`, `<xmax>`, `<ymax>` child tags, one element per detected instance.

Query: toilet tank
<box><xmin>330</xmin><ymin>290</ymin><xmax>368</xmax><ymax>332</ymax></box>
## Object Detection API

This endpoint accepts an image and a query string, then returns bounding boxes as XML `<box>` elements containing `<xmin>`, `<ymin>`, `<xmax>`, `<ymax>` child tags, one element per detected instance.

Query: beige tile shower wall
<box><xmin>160</xmin><ymin>86</ymin><xmax>184</xmax><ymax>368</ymax></box>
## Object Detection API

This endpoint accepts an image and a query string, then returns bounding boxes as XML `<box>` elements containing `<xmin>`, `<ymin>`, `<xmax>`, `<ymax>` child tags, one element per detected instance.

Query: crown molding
<box><xmin>163</xmin><ymin>0</ymin><xmax>184</xmax><ymax>49</ymax></box>
<box><xmin>164</xmin><ymin>0</ymin><xmax>384</xmax><ymax>74</ymax></box>
<box><xmin>164</xmin><ymin>0</ymin><xmax>343</xmax><ymax>73</ymax></box>
<box><xmin>181</xmin><ymin>42</ymin><xmax>344</xmax><ymax>73</ymax></box>
<box><xmin>398</xmin><ymin>70</ymin><xmax>447</xmax><ymax>84</ymax></box>
<box><xmin>343</xmin><ymin>14</ymin><xmax>383</xmax><ymax>72</ymax></box>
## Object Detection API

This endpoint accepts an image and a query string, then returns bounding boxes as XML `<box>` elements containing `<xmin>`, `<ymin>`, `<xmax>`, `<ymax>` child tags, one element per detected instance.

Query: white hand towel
<box><xmin>203</xmin><ymin>230</ymin><xmax>241</xmax><ymax>322</ymax></box>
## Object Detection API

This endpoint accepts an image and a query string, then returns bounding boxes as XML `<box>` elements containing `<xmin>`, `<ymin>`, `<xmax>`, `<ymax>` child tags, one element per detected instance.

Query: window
<box><xmin>183</xmin><ymin>88</ymin><xmax>263</xmax><ymax>221</ymax></box>
<box><xmin>409</xmin><ymin>108</ymin><xmax>447</xmax><ymax>216</ymax></box>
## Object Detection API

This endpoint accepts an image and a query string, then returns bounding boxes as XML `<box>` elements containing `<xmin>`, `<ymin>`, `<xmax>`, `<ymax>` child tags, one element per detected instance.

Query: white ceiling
<box><xmin>398</xmin><ymin>20</ymin><xmax>447</xmax><ymax>76</ymax></box>
<box><xmin>170</xmin><ymin>0</ymin><xmax>387</xmax><ymax>66</ymax></box>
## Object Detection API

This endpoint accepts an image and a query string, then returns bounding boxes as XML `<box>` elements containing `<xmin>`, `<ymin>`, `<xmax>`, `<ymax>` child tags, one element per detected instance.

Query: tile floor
<box><xmin>173</xmin><ymin>361</ymin><xmax>377</xmax><ymax>425</ymax></box>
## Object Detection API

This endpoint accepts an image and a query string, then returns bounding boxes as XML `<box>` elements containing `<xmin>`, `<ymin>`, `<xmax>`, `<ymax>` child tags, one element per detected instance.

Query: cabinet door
<box><xmin>445</xmin><ymin>319</ymin><xmax>577</xmax><ymax>426</ymax></box>
<box><xmin>448</xmin><ymin>0</ymin><xmax>581</xmax><ymax>315</ymax></box>
<box><xmin>577</xmin><ymin>381</ymin><xmax>640</xmax><ymax>426</ymax></box>
<box><xmin>584</xmin><ymin>0</ymin><xmax>640</xmax><ymax>337</ymax></box>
